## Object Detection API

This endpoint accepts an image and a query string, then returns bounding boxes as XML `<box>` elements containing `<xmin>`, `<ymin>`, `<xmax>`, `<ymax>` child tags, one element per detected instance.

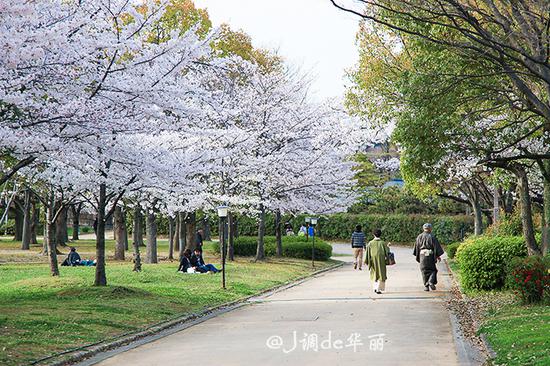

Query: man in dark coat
<box><xmin>61</xmin><ymin>247</ymin><xmax>81</xmax><ymax>266</ymax></box>
<box><xmin>413</xmin><ymin>223</ymin><xmax>444</xmax><ymax>291</ymax></box>
<box><xmin>191</xmin><ymin>248</ymin><xmax>220</xmax><ymax>273</ymax></box>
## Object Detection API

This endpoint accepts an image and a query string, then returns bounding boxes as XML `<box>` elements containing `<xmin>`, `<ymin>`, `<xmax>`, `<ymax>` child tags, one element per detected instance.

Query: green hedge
<box><xmin>318</xmin><ymin>213</ymin><xmax>473</xmax><ymax>244</ymax></box>
<box><xmin>214</xmin><ymin>213</ymin><xmax>473</xmax><ymax>245</ymax></box>
<box><xmin>211</xmin><ymin>236</ymin><xmax>332</xmax><ymax>261</ymax></box>
<box><xmin>445</xmin><ymin>243</ymin><xmax>460</xmax><ymax>259</ymax></box>
<box><xmin>456</xmin><ymin>236</ymin><xmax>528</xmax><ymax>291</ymax></box>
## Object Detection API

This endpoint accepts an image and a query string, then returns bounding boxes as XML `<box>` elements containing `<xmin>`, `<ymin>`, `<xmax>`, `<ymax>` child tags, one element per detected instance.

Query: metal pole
<box><xmin>311</xmin><ymin>227</ymin><xmax>315</xmax><ymax>268</ymax></box>
<box><xmin>222</xmin><ymin>217</ymin><xmax>226</xmax><ymax>289</ymax></box>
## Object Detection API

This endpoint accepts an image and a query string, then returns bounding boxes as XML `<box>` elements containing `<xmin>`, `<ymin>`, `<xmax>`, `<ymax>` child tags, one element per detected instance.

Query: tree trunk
<box><xmin>46</xmin><ymin>191</ymin><xmax>59</xmax><ymax>276</ymax></box>
<box><xmin>133</xmin><ymin>205</ymin><xmax>144</xmax><ymax>248</ymax></box>
<box><xmin>228</xmin><ymin>211</ymin><xmax>234</xmax><ymax>261</ymax></box>
<box><xmin>541</xmin><ymin>161</ymin><xmax>550</xmax><ymax>256</ymax></box>
<box><xmin>255</xmin><ymin>205</ymin><xmax>266</xmax><ymax>261</ymax></box>
<box><xmin>30</xmin><ymin>201</ymin><xmax>38</xmax><ymax>244</ymax></box>
<box><xmin>275</xmin><ymin>209</ymin><xmax>282</xmax><ymax>257</ymax></box>
<box><xmin>42</xmin><ymin>218</ymin><xmax>48</xmax><ymax>256</ymax></box>
<box><xmin>13</xmin><ymin>198</ymin><xmax>24</xmax><ymax>241</ymax></box>
<box><xmin>55</xmin><ymin>204</ymin><xmax>68</xmax><ymax>247</ymax></box>
<box><xmin>21</xmin><ymin>189</ymin><xmax>32</xmax><ymax>250</ymax></box>
<box><xmin>203</xmin><ymin>216</ymin><xmax>211</xmax><ymax>241</ymax></box>
<box><xmin>185</xmin><ymin>211</ymin><xmax>196</xmax><ymax>251</ymax></box>
<box><xmin>514</xmin><ymin>166</ymin><xmax>541</xmax><ymax>255</ymax></box>
<box><xmin>178</xmin><ymin>212</ymin><xmax>186</xmax><ymax>260</ymax></box>
<box><xmin>94</xmin><ymin>183</ymin><xmax>108</xmax><ymax>286</ymax></box>
<box><xmin>174</xmin><ymin>212</ymin><xmax>180</xmax><ymax>252</ymax></box>
<box><xmin>132</xmin><ymin>205</ymin><xmax>142</xmax><ymax>272</ymax></box>
<box><xmin>70</xmin><ymin>203</ymin><xmax>82</xmax><ymax>241</ymax></box>
<box><xmin>168</xmin><ymin>216</ymin><xmax>175</xmax><ymax>260</ymax></box>
<box><xmin>145</xmin><ymin>211</ymin><xmax>158</xmax><ymax>263</ymax></box>
<box><xmin>114</xmin><ymin>205</ymin><xmax>126</xmax><ymax>261</ymax></box>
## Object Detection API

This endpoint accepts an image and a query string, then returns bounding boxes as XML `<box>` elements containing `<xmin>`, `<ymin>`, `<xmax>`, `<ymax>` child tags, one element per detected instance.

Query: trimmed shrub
<box><xmin>456</xmin><ymin>236</ymin><xmax>528</xmax><ymax>291</ymax></box>
<box><xmin>208</xmin><ymin>213</ymin><xmax>473</xmax><ymax>245</ymax></box>
<box><xmin>212</xmin><ymin>236</ymin><xmax>332</xmax><ymax>261</ymax></box>
<box><xmin>445</xmin><ymin>243</ymin><xmax>460</xmax><ymax>259</ymax></box>
<box><xmin>506</xmin><ymin>256</ymin><xmax>550</xmax><ymax>304</ymax></box>
<box><xmin>318</xmin><ymin>213</ymin><xmax>473</xmax><ymax>244</ymax></box>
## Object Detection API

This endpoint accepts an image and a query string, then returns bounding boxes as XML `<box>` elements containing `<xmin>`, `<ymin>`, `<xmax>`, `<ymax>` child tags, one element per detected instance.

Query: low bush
<box><xmin>456</xmin><ymin>236</ymin><xmax>527</xmax><ymax>291</ymax></box>
<box><xmin>318</xmin><ymin>213</ymin><xmax>473</xmax><ymax>244</ymax></box>
<box><xmin>506</xmin><ymin>256</ymin><xmax>550</xmax><ymax>304</ymax></box>
<box><xmin>0</xmin><ymin>219</ymin><xmax>16</xmax><ymax>235</ymax></box>
<box><xmin>445</xmin><ymin>243</ymin><xmax>460</xmax><ymax>259</ymax></box>
<box><xmin>212</xmin><ymin>236</ymin><xmax>332</xmax><ymax>261</ymax></box>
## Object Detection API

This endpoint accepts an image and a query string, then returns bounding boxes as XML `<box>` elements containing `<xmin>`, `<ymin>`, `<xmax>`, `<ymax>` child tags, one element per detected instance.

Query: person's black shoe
<box><xmin>424</xmin><ymin>286</ymin><xmax>430</xmax><ymax>291</ymax></box>
<box><xmin>375</xmin><ymin>290</ymin><xmax>382</xmax><ymax>294</ymax></box>
<box><xmin>359</xmin><ymin>267</ymin><xmax>362</xmax><ymax>271</ymax></box>
<box><xmin>429</xmin><ymin>283</ymin><xmax>436</xmax><ymax>291</ymax></box>
<box><xmin>354</xmin><ymin>263</ymin><xmax>357</xmax><ymax>270</ymax></box>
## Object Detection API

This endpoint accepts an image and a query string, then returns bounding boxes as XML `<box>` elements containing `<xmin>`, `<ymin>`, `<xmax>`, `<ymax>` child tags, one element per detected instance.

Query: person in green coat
<box><xmin>365</xmin><ymin>229</ymin><xmax>390</xmax><ymax>294</ymax></box>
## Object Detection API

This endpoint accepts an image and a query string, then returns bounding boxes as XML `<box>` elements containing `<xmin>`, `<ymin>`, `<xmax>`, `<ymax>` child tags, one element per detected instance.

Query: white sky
<box><xmin>193</xmin><ymin>0</ymin><xmax>360</xmax><ymax>101</ymax></box>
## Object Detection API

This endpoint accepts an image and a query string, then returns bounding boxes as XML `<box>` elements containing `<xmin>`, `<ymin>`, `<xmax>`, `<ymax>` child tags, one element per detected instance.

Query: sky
<box><xmin>193</xmin><ymin>0</ymin><xmax>361</xmax><ymax>101</ymax></box>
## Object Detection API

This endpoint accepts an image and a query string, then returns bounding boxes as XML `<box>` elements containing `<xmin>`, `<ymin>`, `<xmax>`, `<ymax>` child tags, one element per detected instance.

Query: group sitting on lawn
<box><xmin>178</xmin><ymin>248</ymin><xmax>220</xmax><ymax>274</ymax></box>
<box><xmin>61</xmin><ymin>247</ymin><xmax>96</xmax><ymax>266</ymax></box>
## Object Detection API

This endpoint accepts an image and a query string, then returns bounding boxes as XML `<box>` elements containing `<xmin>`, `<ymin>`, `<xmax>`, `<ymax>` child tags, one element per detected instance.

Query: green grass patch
<box><xmin>0</xmin><ymin>255</ymin><xmax>338</xmax><ymax>365</ymax></box>
<box><xmin>480</xmin><ymin>304</ymin><xmax>550</xmax><ymax>366</ymax></box>
<box><xmin>448</xmin><ymin>257</ymin><xmax>549</xmax><ymax>365</ymax></box>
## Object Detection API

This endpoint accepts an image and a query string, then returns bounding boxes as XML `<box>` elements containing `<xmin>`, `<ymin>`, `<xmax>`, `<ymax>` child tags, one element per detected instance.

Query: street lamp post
<box><xmin>217</xmin><ymin>205</ymin><xmax>229</xmax><ymax>289</ymax></box>
<box><xmin>310</xmin><ymin>217</ymin><xmax>318</xmax><ymax>268</ymax></box>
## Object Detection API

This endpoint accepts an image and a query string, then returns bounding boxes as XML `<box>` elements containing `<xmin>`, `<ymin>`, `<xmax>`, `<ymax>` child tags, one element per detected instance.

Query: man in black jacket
<box><xmin>191</xmin><ymin>248</ymin><xmax>220</xmax><ymax>273</ymax></box>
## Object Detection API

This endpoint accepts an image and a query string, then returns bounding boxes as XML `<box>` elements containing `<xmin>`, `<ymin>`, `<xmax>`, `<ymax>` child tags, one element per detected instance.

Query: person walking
<box><xmin>365</xmin><ymin>229</ymin><xmax>389</xmax><ymax>294</ymax></box>
<box><xmin>413</xmin><ymin>223</ymin><xmax>444</xmax><ymax>291</ymax></box>
<box><xmin>351</xmin><ymin>225</ymin><xmax>366</xmax><ymax>270</ymax></box>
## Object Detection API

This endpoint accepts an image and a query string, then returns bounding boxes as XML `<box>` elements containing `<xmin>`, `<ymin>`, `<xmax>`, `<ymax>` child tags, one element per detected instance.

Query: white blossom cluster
<box><xmin>1</xmin><ymin>0</ymin><xmax>370</xmax><ymax>219</ymax></box>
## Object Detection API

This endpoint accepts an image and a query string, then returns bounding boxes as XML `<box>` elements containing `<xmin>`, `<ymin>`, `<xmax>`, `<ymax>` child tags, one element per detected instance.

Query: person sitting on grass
<box><xmin>61</xmin><ymin>247</ymin><xmax>96</xmax><ymax>266</ymax></box>
<box><xmin>61</xmin><ymin>247</ymin><xmax>81</xmax><ymax>266</ymax></box>
<box><xmin>178</xmin><ymin>249</ymin><xmax>194</xmax><ymax>273</ymax></box>
<box><xmin>191</xmin><ymin>248</ymin><xmax>220</xmax><ymax>273</ymax></box>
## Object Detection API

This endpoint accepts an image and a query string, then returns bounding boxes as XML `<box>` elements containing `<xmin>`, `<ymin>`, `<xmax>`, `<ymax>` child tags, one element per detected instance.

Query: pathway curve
<box><xmin>90</xmin><ymin>244</ymin><xmax>460</xmax><ymax>366</ymax></box>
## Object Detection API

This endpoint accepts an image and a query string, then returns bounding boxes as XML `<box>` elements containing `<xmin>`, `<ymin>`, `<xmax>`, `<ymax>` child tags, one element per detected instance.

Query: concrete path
<box><xmin>92</xmin><ymin>245</ymin><xmax>460</xmax><ymax>366</ymax></box>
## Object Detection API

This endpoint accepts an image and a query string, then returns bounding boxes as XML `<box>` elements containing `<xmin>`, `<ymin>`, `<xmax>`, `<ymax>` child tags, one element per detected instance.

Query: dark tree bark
<box><xmin>255</xmin><ymin>204</ymin><xmax>266</xmax><ymax>261</ymax></box>
<box><xmin>94</xmin><ymin>183</ymin><xmax>108</xmax><ymax>286</ymax></box>
<box><xmin>132</xmin><ymin>205</ymin><xmax>142</xmax><ymax>272</ymax></box>
<box><xmin>46</xmin><ymin>191</ymin><xmax>59</xmax><ymax>276</ymax></box>
<box><xmin>168</xmin><ymin>216</ymin><xmax>175</xmax><ymax>260</ymax></box>
<box><xmin>30</xmin><ymin>201</ymin><xmax>39</xmax><ymax>244</ymax></box>
<box><xmin>541</xmin><ymin>160</ymin><xmax>550</xmax><ymax>255</ymax></box>
<box><xmin>203</xmin><ymin>216</ymin><xmax>211</xmax><ymax>241</ymax></box>
<box><xmin>114</xmin><ymin>205</ymin><xmax>126</xmax><ymax>261</ymax></box>
<box><xmin>132</xmin><ymin>205</ymin><xmax>144</xmax><ymax>248</ymax></box>
<box><xmin>275</xmin><ymin>209</ymin><xmax>282</xmax><ymax>257</ymax></box>
<box><xmin>70</xmin><ymin>203</ymin><xmax>83</xmax><ymax>241</ymax></box>
<box><xmin>178</xmin><ymin>212</ymin><xmax>186</xmax><ymax>260</ymax></box>
<box><xmin>174</xmin><ymin>212</ymin><xmax>180</xmax><ymax>253</ymax></box>
<box><xmin>21</xmin><ymin>189</ymin><xmax>32</xmax><ymax>250</ymax></box>
<box><xmin>145</xmin><ymin>210</ymin><xmax>158</xmax><ymax>264</ymax></box>
<box><xmin>13</xmin><ymin>197</ymin><xmax>24</xmax><ymax>241</ymax></box>
<box><xmin>185</xmin><ymin>211</ymin><xmax>196</xmax><ymax>251</ymax></box>
<box><xmin>513</xmin><ymin>166</ymin><xmax>541</xmax><ymax>255</ymax></box>
<box><xmin>228</xmin><ymin>211</ymin><xmax>234</xmax><ymax>261</ymax></box>
<box><xmin>55</xmin><ymin>204</ymin><xmax>68</xmax><ymax>247</ymax></box>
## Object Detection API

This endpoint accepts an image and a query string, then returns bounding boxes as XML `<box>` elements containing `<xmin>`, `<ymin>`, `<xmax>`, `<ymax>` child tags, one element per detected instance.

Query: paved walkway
<box><xmin>93</xmin><ymin>245</ymin><xmax>460</xmax><ymax>366</ymax></box>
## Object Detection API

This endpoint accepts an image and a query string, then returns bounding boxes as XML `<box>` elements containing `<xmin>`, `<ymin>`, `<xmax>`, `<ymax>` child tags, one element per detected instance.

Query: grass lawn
<box><xmin>480</xmin><ymin>304</ymin><xmax>550</xmax><ymax>366</ymax></box>
<box><xmin>447</xmin><ymin>259</ymin><xmax>549</xmax><ymax>366</ymax></box>
<box><xmin>0</xmin><ymin>237</ymin><xmax>339</xmax><ymax>366</ymax></box>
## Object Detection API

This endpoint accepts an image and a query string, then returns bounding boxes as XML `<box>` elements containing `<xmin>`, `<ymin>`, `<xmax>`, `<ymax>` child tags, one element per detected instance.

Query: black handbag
<box><xmin>386</xmin><ymin>251</ymin><xmax>396</xmax><ymax>266</ymax></box>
